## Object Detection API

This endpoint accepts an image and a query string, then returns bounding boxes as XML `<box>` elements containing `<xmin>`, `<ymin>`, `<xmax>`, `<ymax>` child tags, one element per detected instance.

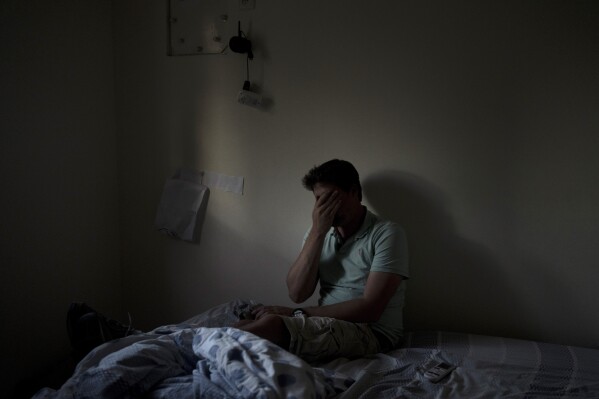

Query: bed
<box><xmin>33</xmin><ymin>299</ymin><xmax>599</xmax><ymax>398</ymax></box>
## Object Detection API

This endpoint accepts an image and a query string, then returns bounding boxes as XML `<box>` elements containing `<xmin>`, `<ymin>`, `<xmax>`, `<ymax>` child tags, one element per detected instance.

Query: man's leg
<box><xmin>236</xmin><ymin>314</ymin><xmax>291</xmax><ymax>349</ymax></box>
<box><xmin>281</xmin><ymin>317</ymin><xmax>380</xmax><ymax>363</ymax></box>
<box><xmin>233</xmin><ymin>319</ymin><xmax>254</xmax><ymax>328</ymax></box>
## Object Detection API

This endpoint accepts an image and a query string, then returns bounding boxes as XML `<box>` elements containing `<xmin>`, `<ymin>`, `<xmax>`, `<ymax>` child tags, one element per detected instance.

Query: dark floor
<box><xmin>15</xmin><ymin>355</ymin><xmax>77</xmax><ymax>399</ymax></box>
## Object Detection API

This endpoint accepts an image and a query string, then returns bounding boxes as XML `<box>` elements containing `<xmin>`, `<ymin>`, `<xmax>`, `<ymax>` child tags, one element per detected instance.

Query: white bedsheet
<box><xmin>33</xmin><ymin>326</ymin><xmax>353</xmax><ymax>399</ymax></box>
<box><xmin>322</xmin><ymin>331</ymin><xmax>599</xmax><ymax>398</ymax></box>
<box><xmin>32</xmin><ymin>301</ymin><xmax>599</xmax><ymax>398</ymax></box>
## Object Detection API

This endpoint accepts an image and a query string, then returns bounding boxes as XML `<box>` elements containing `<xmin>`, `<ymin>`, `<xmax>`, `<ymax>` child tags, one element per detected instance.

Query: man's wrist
<box><xmin>303</xmin><ymin>307</ymin><xmax>317</xmax><ymax>317</ymax></box>
<box><xmin>308</xmin><ymin>227</ymin><xmax>329</xmax><ymax>241</ymax></box>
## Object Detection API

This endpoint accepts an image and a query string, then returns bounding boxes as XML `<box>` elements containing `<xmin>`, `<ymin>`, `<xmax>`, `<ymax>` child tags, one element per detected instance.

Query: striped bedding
<box><xmin>33</xmin><ymin>300</ymin><xmax>599</xmax><ymax>398</ymax></box>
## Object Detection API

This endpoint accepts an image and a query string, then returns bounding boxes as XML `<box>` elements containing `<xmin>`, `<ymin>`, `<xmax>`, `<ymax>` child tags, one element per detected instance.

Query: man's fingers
<box><xmin>317</xmin><ymin>192</ymin><xmax>339</xmax><ymax>215</ymax></box>
<box><xmin>251</xmin><ymin>306</ymin><xmax>264</xmax><ymax>318</ymax></box>
<box><xmin>321</xmin><ymin>197</ymin><xmax>341</xmax><ymax>218</ymax></box>
<box><xmin>252</xmin><ymin>306</ymin><xmax>293</xmax><ymax>319</ymax></box>
<box><xmin>312</xmin><ymin>191</ymin><xmax>341</xmax><ymax>234</ymax></box>
<box><xmin>331</xmin><ymin>198</ymin><xmax>342</xmax><ymax>214</ymax></box>
<box><xmin>316</xmin><ymin>190</ymin><xmax>337</xmax><ymax>207</ymax></box>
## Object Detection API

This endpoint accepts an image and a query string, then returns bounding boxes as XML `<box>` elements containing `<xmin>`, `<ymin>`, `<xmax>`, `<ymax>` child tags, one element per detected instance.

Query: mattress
<box><xmin>33</xmin><ymin>300</ymin><xmax>599</xmax><ymax>398</ymax></box>
<box><xmin>326</xmin><ymin>331</ymin><xmax>599</xmax><ymax>398</ymax></box>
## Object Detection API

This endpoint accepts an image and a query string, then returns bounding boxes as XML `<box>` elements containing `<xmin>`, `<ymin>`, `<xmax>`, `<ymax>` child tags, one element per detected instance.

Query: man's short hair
<box><xmin>302</xmin><ymin>159</ymin><xmax>362</xmax><ymax>200</ymax></box>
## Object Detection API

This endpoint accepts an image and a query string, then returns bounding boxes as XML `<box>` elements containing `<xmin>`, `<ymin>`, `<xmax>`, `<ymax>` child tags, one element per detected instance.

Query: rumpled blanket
<box><xmin>33</xmin><ymin>327</ymin><xmax>353</xmax><ymax>399</ymax></box>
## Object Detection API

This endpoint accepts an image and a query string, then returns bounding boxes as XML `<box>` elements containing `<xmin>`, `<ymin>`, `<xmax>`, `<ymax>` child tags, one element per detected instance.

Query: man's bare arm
<box><xmin>286</xmin><ymin>231</ymin><xmax>326</xmax><ymax>303</ymax></box>
<box><xmin>287</xmin><ymin>190</ymin><xmax>341</xmax><ymax>303</ymax></box>
<box><xmin>303</xmin><ymin>271</ymin><xmax>403</xmax><ymax>322</ymax></box>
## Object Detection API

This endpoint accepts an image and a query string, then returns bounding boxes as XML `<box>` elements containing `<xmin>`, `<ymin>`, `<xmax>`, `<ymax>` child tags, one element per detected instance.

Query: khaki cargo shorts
<box><xmin>281</xmin><ymin>316</ymin><xmax>380</xmax><ymax>363</ymax></box>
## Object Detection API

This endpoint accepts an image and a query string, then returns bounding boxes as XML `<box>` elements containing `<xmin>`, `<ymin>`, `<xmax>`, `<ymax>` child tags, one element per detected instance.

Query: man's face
<box><xmin>313</xmin><ymin>182</ymin><xmax>358</xmax><ymax>227</ymax></box>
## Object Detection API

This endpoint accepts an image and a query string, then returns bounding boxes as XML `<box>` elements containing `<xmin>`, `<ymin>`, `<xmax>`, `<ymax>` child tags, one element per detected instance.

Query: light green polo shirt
<box><xmin>314</xmin><ymin>209</ymin><xmax>409</xmax><ymax>347</ymax></box>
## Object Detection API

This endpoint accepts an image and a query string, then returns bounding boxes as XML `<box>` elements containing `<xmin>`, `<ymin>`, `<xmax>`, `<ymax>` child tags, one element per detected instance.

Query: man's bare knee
<box><xmin>239</xmin><ymin>314</ymin><xmax>290</xmax><ymax>349</ymax></box>
<box><xmin>233</xmin><ymin>319</ymin><xmax>254</xmax><ymax>328</ymax></box>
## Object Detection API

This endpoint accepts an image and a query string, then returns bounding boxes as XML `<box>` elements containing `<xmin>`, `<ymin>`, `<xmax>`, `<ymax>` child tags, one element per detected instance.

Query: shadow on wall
<box><xmin>363</xmin><ymin>170</ymin><xmax>523</xmax><ymax>337</ymax></box>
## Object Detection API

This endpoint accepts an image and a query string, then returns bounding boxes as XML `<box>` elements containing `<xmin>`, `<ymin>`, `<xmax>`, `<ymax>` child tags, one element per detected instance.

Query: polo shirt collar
<box><xmin>355</xmin><ymin>207</ymin><xmax>376</xmax><ymax>239</ymax></box>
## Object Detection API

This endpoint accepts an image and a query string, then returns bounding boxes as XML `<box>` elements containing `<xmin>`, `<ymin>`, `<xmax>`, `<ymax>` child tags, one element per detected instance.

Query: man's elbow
<box><xmin>287</xmin><ymin>281</ymin><xmax>315</xmax><ymax>304</ymax></box>
<box><xmin>289</xmin><ymin>291</ymin><xmax>308</xmax><ymax>304</ymax></box>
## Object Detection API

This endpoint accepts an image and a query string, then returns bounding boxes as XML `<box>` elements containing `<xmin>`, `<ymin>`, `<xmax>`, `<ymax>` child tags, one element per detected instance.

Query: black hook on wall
<box><xmin>229</xmin><ymin>21</ymin><xmax>253</xmax><ymax>60</ymax></box>
<box><xmin>229</xmin><ymin>21</ymin><xmax>262</xmax><ymax>108</ymax></box>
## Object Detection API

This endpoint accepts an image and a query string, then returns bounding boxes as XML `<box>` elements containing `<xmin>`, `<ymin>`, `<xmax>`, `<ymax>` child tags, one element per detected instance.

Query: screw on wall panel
<box><xmin>179</xmin><ymin>38</ymin><xmax>185</xmax><ymax>43</ymax></box>
<box><xmin>197</xmin><ymin>46</ymin><xmax>203</xmax><ymax>52</ymax></box>
<box><xmin>239</xmin><ymin>0</ymin><xmax>255</xmax><ymax>10</ymax></box>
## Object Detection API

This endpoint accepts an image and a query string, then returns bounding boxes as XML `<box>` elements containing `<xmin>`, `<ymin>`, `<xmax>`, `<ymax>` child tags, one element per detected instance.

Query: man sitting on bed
<box><xmin>236</xmin><ymin>159</ymin><xmax>409</xmax><ymax>363</ymax></box>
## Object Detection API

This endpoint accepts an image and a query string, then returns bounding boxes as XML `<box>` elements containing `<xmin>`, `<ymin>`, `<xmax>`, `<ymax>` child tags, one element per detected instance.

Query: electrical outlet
<box><xmin>238</xmin><ymin>90</ymin><xmax>262</xmax><ymax>108</ymax></box>
<box><xmin>240</xmin><ymin>0</ymin><xmax>255</xmax><ymax>10</ymax></box>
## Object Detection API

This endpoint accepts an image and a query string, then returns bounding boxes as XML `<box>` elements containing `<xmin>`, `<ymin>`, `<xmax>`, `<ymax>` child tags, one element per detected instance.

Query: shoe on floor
<box><xmin>66</xmin><ymin>302</ymin><xmax>141</xmax><ymax>360</ymax></box>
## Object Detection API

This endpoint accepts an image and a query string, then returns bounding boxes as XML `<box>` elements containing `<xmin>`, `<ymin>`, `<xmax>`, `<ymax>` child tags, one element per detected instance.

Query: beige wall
<box><xmin>115</xmin><ymin>0</ymin><xmax>599</xmax><ymax>349</ymax></box>
<box><xmin>2</xmin><ymin>0</ymin><xmax>598</xmax><ymax>395</ymax></box>
<box><xmin>0</xmin><ymin>0</ymin><xmax>120</xmax><ymax>395</ymax></box>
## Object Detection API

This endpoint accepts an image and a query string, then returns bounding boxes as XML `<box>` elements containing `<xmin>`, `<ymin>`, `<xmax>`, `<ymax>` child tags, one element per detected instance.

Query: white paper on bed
<box><xmin>155</xmin><ymin>168</ymin><xmax>209</xmax><ymax>242</ymax></box>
